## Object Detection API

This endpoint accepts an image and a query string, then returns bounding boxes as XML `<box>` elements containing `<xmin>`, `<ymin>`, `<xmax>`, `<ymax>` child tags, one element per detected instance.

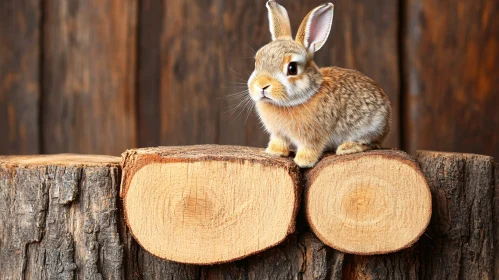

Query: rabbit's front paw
<box><xmin>336</xmin><ymin>141</ymin><xmax>370</xmax><ymax>155</ymax></box>
<box><xmin>265</xmin><ymin>137</ymin><xmax>290</xmax><ymax>157</ymax></box>
<box><xmin>294</xmin><ymin>147</ymin><xmax>321</xmax><ymax>168</ymax></box>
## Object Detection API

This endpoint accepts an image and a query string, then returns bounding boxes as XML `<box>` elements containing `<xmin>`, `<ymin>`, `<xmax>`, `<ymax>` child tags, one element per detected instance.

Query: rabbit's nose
<box><xmin>261</xmin><ymin>85</ymin><xmax>270</xmax><ymax>90</ymax></box>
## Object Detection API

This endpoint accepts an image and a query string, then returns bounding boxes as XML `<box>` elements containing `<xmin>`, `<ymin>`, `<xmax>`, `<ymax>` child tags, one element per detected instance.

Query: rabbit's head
<box><xmin>248</xmin><ymin>1</ymin><xmax>334</xmax><ymax>107</ymax></box>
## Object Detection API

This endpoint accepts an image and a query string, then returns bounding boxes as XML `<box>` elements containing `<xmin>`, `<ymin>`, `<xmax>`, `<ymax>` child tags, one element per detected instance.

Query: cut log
<box><xmin>120</xmin><ymin>145</ymin><xmax>301</xmax><ymax>264</ymax></box>
<box><xmin>1</xmin><ymin>148</ymin><xmax>498</xmax><ymax>279</ymax></box>
<box><xmin>0</xmin><ymin>154</ymin><xmax>121</xmax><ymax>279</ymax></box>
<box><xmin>416</xmin><ymin>151</ymin><xmax>495</xmax><ymax>279</ymax></box>
<box><xmin>305</xmin><ymin>150</ymin><xmax>432</xmax><ymax>255</ymax></box>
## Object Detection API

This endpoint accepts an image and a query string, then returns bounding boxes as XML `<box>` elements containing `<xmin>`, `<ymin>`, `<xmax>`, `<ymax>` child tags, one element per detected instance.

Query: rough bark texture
<box><xmin>494</xmin><ymin>163</ymin><xmax>499</xmax><ymax>280</ymax></box>
<box><xmin>0</xmin><ymin>156</ymin><xmax>123</xmax><ymax>279</ymax></box>
<box><xmin>416</xmin><ymin>151</ymin><xmax>495</xmax><ymax>280</ymax></box>
<box><xmin>343</xmin><ymin>248</ymin><xmax>420</xmax><ymax>280</ymax></box>
<box><xmin>1</xmin><ymin>149</ymin><xmax>498</xmax><ymax>279</ymax></box>
<box><xmin>118</xmin><ymin>231</ymin><xmax>344</xmax><ymax>280</ymax></box>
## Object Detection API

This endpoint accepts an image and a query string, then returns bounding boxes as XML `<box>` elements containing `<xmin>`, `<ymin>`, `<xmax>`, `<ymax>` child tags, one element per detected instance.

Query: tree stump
<box><xmin>0</xmin><ymin>154</ymin><xmax>122</xmax><ymax>279</ymax></box>
<box><xmin>120</xmin><ymin>145</ymin><xmax>301</xmax><ymax>264</ymax></box>
<box><xmin>305</xmin><ymin>150</ymin><xmax>432</xmax><ymax>255</ymax></box>
<box><xmin>1</xmin><ymin>147</ymin><xmax>497</xmax><ymax>280</ymax></box>
<box><xmin>416</xmin><ymin>151</ymin><xmax>496</xmax><ymax>279</ymax></box>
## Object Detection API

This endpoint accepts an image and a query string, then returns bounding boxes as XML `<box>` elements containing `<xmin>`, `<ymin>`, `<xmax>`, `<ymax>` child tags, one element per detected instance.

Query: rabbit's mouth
<box><xmin>261</xmin><ymin>93</ymin><xmax>271</xmax><ymax>100</ymax></box>
<box><xmin>259</xmin><ymin>96</ymin><xmax>273</xmax><ymax>103</ymax></box>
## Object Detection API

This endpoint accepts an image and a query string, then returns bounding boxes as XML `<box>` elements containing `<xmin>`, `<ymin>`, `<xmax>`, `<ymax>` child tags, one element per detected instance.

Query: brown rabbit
<box><xmin>247</xmin><ymin>1</ymin><xmax>391</xmax><ymax>168</ymax></box>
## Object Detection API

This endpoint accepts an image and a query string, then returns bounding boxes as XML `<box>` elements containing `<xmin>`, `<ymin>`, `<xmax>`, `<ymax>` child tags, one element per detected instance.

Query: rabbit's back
<box><xmin>320</xmin><ymin>67</ymin><xmax>391</xmax><ymax>147</ymax></box>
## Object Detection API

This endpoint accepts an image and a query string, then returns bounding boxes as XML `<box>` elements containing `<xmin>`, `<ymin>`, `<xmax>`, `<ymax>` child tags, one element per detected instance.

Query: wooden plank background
<box><xmin>0</xmin><ymin>0</ymin><xmax>497</xmax><ymax>158</ymax></box>
<box><xmin>0</xmin><ymin>1</ymin><xmax>41</xmax><ymax>154</ymax></box>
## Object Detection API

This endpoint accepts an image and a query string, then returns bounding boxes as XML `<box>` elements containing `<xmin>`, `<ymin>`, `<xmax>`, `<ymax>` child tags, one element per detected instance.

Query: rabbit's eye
<box><xmin>287</xmin><ymin>62</ymin><xmax>298</xmax><ymax>76</ymax></box>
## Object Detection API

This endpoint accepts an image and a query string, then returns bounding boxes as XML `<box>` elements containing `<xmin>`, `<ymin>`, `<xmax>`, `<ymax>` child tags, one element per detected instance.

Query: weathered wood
<box><xmin>137</xmin><ymin>0</ymin><xmax>270</xmax><ymax>148</ymax></box>
<box><xmin>121</xmin><ymin>145</ymin><xmax>301</xmax><ymax>264</ymax></box>
<box><xmin>137</xmin><ymin>0</ymin><xmax>223</xmax><ymax>147</ymax></box>
<box><xmin>42</xmin><ymin>0</ymin><xmax>138</xmax><ymax>155</ymax></box>
<box><xmin>337</xmin><ymin>151</ymin><xmax>496</xmax><ymax>280</ymax></box>
<box><xmin>198</xmin><ymin>232</ymin><xmax>345</xmax><ymax>280</ymax></box>
<box><xmin>403</xmin><ymin>0</ymin><xmax>499</xmax><ymax>158</ymax></box>
<box><xmin>137</xmin><ymin>0</ymin><xmax>400</xmax><ymax>149</ymax></box>
<box><xmin>136</xmin><ymin>0</ymin><xmax>163</xmax><ymax>148</ymax></box>
<box><xmin>416</xmin><ymin>151</ymin><xmax>495</xmax><ymax>279</ymax></box>
<box><xmin>0</xmin><ymin>0</ymin><xmax>40</xmax><ymax>154</ymax></box>
<box><xmin>305</xmin><ymin>150</ymin><xmax>431</xmax><ymax>255</ymax></box>
<box><xmin>343</xmin><ymin>248</ymin><xmax>420</xmax><ymax>280</ymax></box>
<box><xmin>1</xmin><ymin>148</ymin><xmax>498</xmax><ymax>279</ymax></box>
<box><xmin>494</xmin><ymin>163</ymin><xmax>499</xmax><ymax>280</ymax></box>
<box><xmin>119</xmin><ymin>231</ymin><xmax>343</xmax><ymax>280</ymax></box>
<box><xmin>0</xmin><ymin>155</ymin><xmax>122</xmax><ymax>279</ymax></box>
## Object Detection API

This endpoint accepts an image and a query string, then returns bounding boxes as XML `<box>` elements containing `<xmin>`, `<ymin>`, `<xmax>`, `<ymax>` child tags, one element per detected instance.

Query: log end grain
<box><xmin>121</xmin><ymin>145</ymin><xmax>301</xmax><ymax>265</ymax></box>
<box><xmin>305</xmin><ymin>150</ymin><xmax>432</xmax><ymax>255</ymax></box>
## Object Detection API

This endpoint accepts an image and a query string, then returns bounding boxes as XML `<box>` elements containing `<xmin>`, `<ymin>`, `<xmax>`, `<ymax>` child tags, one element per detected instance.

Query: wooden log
<box><xmin>416</xmin><ymin>151</ymin><xmax>495</xmax><ymax>279</ymax></box>
<box><xmin>331</xmin><ymin>151</ymin><xmax>497</xmax><ymax>279</ymax></box>
<box><xmin>0</xmin><ymin>154</ymin><xmax>122</xmax><ymax>279</ymax></box>
<box><xmin>305</xmin><ymin>150</ymin><xmax>432</xmax><ymax>255</ymax></box>
<box><xmin>1</xmin><ymin>148</ymin><xmax>497</xmax><ymax>279</ymax></box>
<box><xmin>120</xmin><ymin>145</ymin><xmax>301</xmax><ymax>264</ymax></box>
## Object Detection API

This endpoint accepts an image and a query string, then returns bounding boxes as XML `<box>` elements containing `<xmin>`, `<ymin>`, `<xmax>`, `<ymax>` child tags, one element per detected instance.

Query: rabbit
<box><xmin>247</xmin><ymin>1</ymin><xmax>392</xmax><ymax>168</ymax></box>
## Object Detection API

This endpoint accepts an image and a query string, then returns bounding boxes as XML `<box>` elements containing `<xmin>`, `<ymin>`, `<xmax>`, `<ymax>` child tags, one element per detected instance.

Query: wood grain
<box><xmin>1</xmin><ymin>148</ymin><xmax>498</xmax><ymax>279</ymax></box>
<box><xmin>137</xmin><ymin>0</ymin><xmax>400</xmax><ymax>149</ymax></box>
<box><xmin>42</xmin><ymin>0</ymin><xmax>138</xmax><ymax>155</ymax></box>
<box><xmin>137</xmin><ymin>0</ymin><xmax>269</xmax><ymax>148</ymax></box>
<box><xmin>136</xmin><ymin>0</ymin><xmax>163</xmax><ymax>148</ymax></box>
<box><xmin>403</xmin><ymin>0</ymin><xmax>499</xmax><ymax>158</ymax></box>
<box><xmin>121</xmin><ymin>145</ymin><xmax>301</xmax><ymax>264</ymax></box>
<box><xmin>305</xmin><ymin>150</ymin><xmax>431</xmax><ymax>255</ymax></box>
<box><xmin>0</xmin><ymin>0</ymin><xmax>41</xmax><ymax>154</ymax></box>
<box><xmin>138</xmin><ymin>0</ymin><xmax>222</xmax><ymax>146</ymax></box>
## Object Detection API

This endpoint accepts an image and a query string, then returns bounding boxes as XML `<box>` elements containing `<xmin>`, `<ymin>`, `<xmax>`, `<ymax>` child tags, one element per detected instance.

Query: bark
<box><xmin>494</xmin><ymin>163</ymin><xmax>499</xmax><ymax>280</ymax></box>
<box><xmin>416</xmin><ymin>151</ymin><xmax>495</xmax><ymax>280</ymax></box>
<box><xmin>1</xmin><ymin>149</ymin><xmax>497</xmax><ymax>280</ymax></box>
<box><xmin>0</xmin><ymin>156</ymin><xmax>123</xmax><ymax>280</ymax></box>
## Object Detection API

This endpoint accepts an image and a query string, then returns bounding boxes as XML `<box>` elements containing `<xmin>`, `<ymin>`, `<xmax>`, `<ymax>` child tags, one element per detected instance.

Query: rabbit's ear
<box><xmin>296</xmin><ymin>3</ymin><xmax>334</xmax><ymax>53</ymax></box>
<box><xmin>266</xmin><ymin>1</ymin><xmax>292</xmax><ymax>40</ymax></box>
